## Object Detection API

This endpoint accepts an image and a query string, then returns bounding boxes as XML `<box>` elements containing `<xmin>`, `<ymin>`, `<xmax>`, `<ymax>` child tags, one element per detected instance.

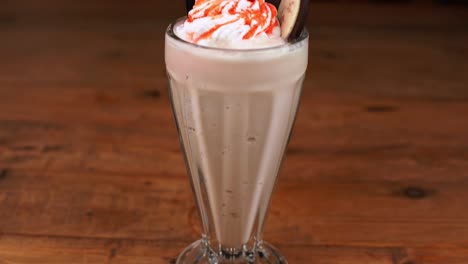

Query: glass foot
<box><xmin>176</xmin><ymin>240</ymin><xmax>288</xmax><ymax>264</ymax></box>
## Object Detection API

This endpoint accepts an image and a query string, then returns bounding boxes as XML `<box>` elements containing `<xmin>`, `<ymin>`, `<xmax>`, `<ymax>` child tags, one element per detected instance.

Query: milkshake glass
<box><xmin>165</xmin><ymin>17</ymin><xmax>308</xmax><ymax>264</ymax></box>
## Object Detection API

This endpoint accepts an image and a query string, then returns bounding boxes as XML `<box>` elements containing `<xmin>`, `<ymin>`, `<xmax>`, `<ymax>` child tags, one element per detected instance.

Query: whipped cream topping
<box><xmin>176</xmin><ymin>0</ymin><xmax>284</xmax><ymax>48</ymax></box>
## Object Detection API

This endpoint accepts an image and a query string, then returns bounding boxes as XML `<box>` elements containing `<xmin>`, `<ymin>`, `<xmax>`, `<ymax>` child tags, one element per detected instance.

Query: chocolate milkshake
<box><xmin>165</xmin><ymin>0</ymin><xmax>309</xmax><ymax>262</ymax></box>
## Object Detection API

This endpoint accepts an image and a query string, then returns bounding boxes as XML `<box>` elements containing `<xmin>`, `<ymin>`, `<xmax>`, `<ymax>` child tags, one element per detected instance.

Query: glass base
<box><xmin>176</xmin><ymin>240</ymin><xmax>288</xmax><ymax>264</ymax></box>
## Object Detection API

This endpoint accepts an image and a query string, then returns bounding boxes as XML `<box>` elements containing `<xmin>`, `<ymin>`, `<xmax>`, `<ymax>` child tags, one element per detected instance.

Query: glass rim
<box><xmin>166</xmin><ymin>17</ymin><xmax>309</xmax><ymax>53</ymax></box>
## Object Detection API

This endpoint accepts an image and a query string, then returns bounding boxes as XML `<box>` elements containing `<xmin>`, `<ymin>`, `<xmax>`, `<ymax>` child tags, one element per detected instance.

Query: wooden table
<box><xmin>1</xmin><ymin>1</ymin><xmax>468</xmax><ymax>263</ymax></box>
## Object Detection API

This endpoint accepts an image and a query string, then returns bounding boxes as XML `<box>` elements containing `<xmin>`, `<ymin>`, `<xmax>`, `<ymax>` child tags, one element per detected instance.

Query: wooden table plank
<box><xmin>0</xmin><ymin>234</ymin><xmax>413</xmax><ymax>264</ymax></box>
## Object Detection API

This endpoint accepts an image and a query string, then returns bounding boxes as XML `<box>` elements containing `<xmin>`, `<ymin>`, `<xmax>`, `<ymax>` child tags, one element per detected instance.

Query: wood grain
<box><xmin>1</xmin><ymin>1</ymin><xmax>468</xmax><ymax>263</ymax></box>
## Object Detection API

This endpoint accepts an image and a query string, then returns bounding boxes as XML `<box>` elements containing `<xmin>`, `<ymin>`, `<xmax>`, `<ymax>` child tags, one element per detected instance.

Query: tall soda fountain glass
<box><xmin>165</xmin><ymin>17</ymin><xmax>308</xmax><ymax>264</ymax></box>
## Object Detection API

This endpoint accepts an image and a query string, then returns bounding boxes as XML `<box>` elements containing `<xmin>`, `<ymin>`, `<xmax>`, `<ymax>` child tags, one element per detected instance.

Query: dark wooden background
<box><xmin>1</xmin><ymin>1</ymin><xmax>468</xmax><ymax>263</ymax></box>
